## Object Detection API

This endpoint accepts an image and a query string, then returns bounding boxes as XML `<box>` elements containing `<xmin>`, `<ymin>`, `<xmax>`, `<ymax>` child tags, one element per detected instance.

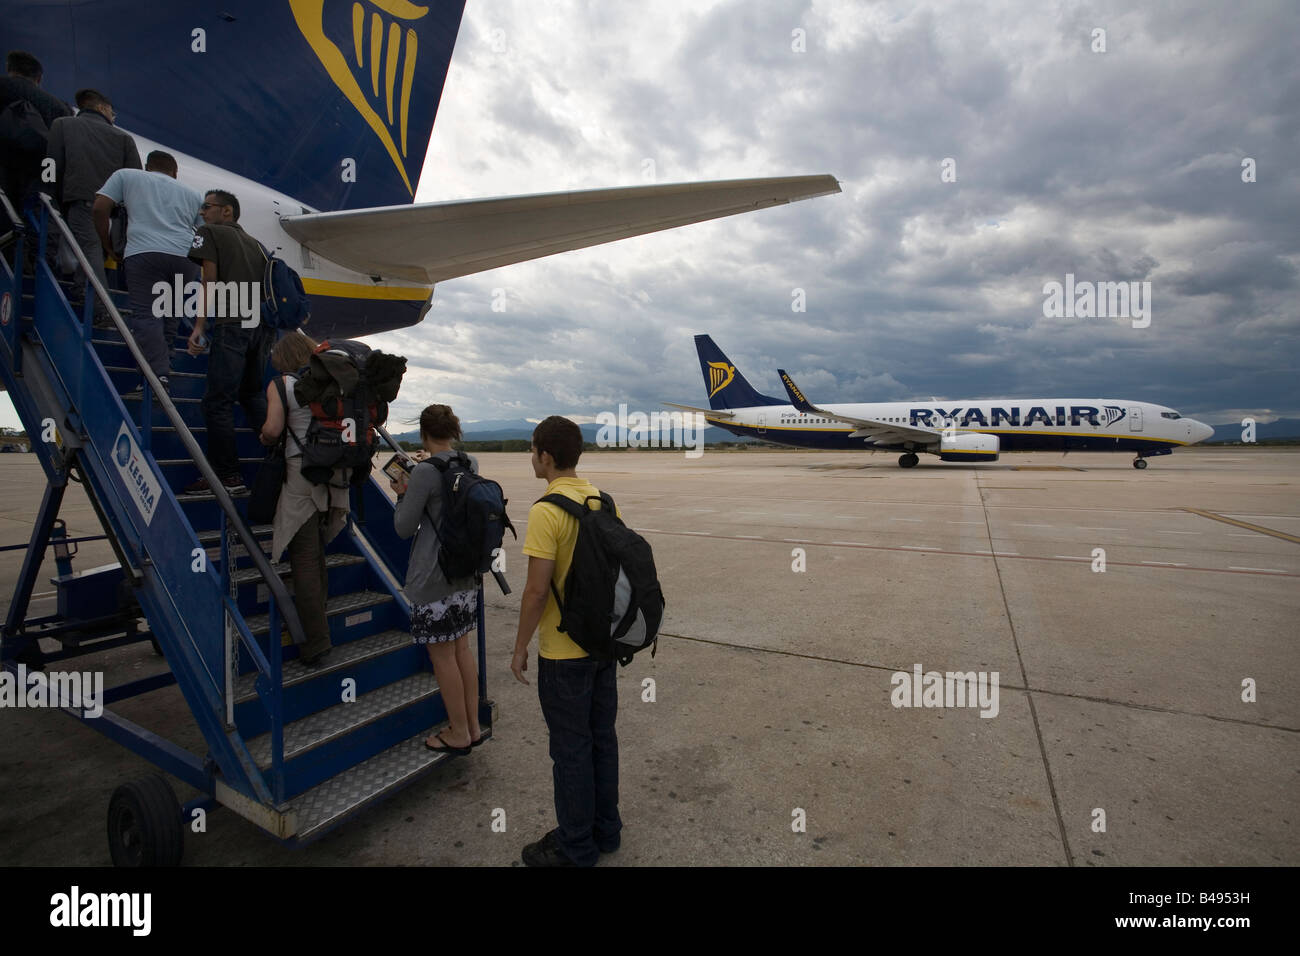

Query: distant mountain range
<box><xmin>1205</xmin><ymin>418</ymin><xmax>1300</xmax><ymax>442</ymax></box>
<box><xmin>390</xmin><ymin>417</ymin><xmax>757</xmax><ymax>446</ymax></box>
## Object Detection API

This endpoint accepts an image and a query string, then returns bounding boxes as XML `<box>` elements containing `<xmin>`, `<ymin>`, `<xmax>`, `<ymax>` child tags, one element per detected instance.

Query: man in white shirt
<box><xmin>93</xmin><ymin>150</ymin><xmax>202</xmax><ymax>389</ymax></box>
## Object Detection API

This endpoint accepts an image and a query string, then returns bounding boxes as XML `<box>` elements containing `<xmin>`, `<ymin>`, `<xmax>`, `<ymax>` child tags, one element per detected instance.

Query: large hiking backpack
<box><xmin>292</xmin><ymin>339</ymin><xmax>406</xmax><ymax>485</ymax></box>
<box><xmin>423</xmin><ymin>452</ymin><xmax>517</xmax><ymax>592</ymax></box>
<box><xmin>257</xmin><ymin>242</ymin><xmax>310</xmax><ymax>330</ymax></box>
<box><xmin>539</xmin><ymin>492</ymin><xmax>664</xmax><ymax>665</ymax></box>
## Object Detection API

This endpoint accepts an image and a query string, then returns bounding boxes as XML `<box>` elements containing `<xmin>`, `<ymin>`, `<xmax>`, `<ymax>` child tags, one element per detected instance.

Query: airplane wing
<box><xmin>777</xmin><ymin>369</ymin><xmax>940</xmax><ymax>445</ymax></box>
<box><xmin>662</xmin><ymin>402</ymin><xmax>735</xmax><ymax>419</ymax></box>
<box><xmin>278</xmin><ymin>175</ymin><xmax>840</xmax><ymax>284</ymax></box>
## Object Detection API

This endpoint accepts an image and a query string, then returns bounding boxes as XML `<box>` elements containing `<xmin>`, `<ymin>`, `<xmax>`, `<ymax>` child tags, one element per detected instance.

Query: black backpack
<box><xmin>0</xmin><ymin>98</ymin><xmax>49</xmax><ymax>162</ymax></box>
<box><xmin>292</xmin><ymin>339</ymin><xmax>405</xmax><ymax>485</ymax></box>
<box><xmin>425</xmin><ymin>452</ymin><xmax>517</xmax><ymax>593</ymax></box>
<box><xmin>539</xmin><ymin>492</ymin><xmax>664</xmax><ymax>665</ymax></box>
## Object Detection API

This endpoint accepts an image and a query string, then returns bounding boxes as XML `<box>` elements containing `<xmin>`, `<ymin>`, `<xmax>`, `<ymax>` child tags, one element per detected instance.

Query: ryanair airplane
<box><xmin>10</xmin><ymin>1</ymin><xmax>839</xmax><ymax>338</ymax></box>
<box><xmin>666</xmin><ymin>335</ymin><xmax>1215</xmax><ymax>469</ymax></box>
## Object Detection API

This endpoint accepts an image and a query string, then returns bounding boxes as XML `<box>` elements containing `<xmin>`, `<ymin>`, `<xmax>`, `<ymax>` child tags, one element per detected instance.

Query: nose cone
<box><xmin>1192</xmin><ymin>421</ymin><xmax>1214</xmax><ymax>444</ymax></box>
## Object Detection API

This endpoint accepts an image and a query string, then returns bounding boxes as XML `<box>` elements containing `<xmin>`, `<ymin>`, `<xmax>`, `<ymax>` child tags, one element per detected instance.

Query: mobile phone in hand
<box><xmin>383</xmin><ymin>453</ymin><xmax>414</xmax><ymax>484</ymax></box>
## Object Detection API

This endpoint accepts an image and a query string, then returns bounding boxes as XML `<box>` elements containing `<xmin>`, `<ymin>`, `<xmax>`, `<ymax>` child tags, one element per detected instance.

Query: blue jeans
<box><xmin>537</xmin><ymin>655</ymin><xmax>622</xmax><ymax>866</ymax></box>
<box><xmin>201</xmin><ymin>323</ymin><xmax>272</xmax><ymax>479</ymax></box>
<box><xmin>124</xmin><ymin>252</ymin><xmax>198</xmax><ymax>380</ymax></box>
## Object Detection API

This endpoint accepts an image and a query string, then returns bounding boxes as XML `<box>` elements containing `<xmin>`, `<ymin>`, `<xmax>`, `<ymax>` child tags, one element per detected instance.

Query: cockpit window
<box><xmin>1161</xmin><ymin>411</ymin><xmax>1182</xmax><ymax>420</ymax></box>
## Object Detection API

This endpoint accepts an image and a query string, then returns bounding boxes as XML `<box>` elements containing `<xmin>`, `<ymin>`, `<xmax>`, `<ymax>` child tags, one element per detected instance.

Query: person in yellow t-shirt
<box><xmin>513</xmin><ymin>416</ymin><xmax>622</xmax><ymax>867</ymax></box>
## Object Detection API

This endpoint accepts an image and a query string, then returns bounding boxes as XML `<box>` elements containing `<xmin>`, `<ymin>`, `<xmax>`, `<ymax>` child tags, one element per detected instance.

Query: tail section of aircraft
<box><xmin>695</xmin><ymin>334</ymin><xmax>785</xmax><ymax>409</ymax></box>
<box><xmin>5</xmin><ymin>0</ymin><xmax>465</xmax><ymax>212</ymax></box>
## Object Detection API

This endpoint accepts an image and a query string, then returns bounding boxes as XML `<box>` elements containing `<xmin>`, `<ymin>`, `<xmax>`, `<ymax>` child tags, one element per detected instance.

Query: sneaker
<box><xmin>126</xmin><ymin>376</ymin><xmax>168</xmax><ymax>397</ymax></box>
<box><xmin>521</xmin><ymin>829</ymin><xmax>581</xmax><ymax>868</ymax></box>
<box><xmin>300</xmin><ymin>647</ymin><xmax>332</xmax><ymax>668</ymax></box>
<box><xmin>183</xmin><ymin>473</ymin><xmax>245</xmax><ymax>495</ymax></box>
<box><xmin>597</xmin><ymin>834</ymin><xmax>620</xmax><ymax>854</ymax></box>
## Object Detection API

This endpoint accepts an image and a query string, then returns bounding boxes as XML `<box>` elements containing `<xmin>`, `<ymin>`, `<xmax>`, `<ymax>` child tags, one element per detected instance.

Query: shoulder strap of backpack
<box><xmin>538</xmin><ymin>493</ymin><xmax>603</xmax><ymax>613</ymax></box>
<box><xmin>275</xmin><ymin>376</ymin><xmax>300</xmax><ymax>453</ymax></box>
<box><xmin>538</xmin><ymin>493</ymin><xmax>589</xmax><ymax>521</ymax></box>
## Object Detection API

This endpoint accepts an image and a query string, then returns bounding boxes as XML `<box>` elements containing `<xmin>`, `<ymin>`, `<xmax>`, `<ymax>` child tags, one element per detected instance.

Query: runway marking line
<box><xmin>1182</xmin><ymin>508</ymin><xmax>1300</xmax><ymax>544</ymax></box>
<box><xmin>633</xmin><ymin>529</ymin><xmax>1299</xmax><ymax>576</ymax></box>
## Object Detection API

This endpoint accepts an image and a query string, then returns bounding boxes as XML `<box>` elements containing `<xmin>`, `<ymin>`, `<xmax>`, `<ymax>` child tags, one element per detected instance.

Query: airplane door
<box><xmin>757</xmin><ymin>413</ymin><xmax>766</xmax><ymax>434</ymax></box>
<box><xmin>1131</xmin><ymin>407</ymin><xmax>1143</xmax><ymax>432</ymax></box>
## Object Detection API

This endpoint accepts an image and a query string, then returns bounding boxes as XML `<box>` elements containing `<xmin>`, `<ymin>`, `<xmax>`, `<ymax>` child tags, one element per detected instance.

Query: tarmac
<box><xmin>0</xmin><ymin>446</ymin><xmax>1296</xmax><ymax>866</ymax></box>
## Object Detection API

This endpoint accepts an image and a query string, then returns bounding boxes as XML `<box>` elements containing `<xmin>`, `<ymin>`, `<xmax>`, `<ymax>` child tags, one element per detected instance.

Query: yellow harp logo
<box><xmin>289</xmin><ymin>0</ymin><xmax>429</xmax><ymax>195</ymax></box>
<box><xmin>707</xmin><ymin>362</ymin><xmax>736</xmax><ymax>398</ymax></box>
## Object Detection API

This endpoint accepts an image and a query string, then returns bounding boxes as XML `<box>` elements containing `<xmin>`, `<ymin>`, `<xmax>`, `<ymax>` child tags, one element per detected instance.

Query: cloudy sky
<box><xmin>5</xmin><ymin>0</ymin><xmax>1294</xmax><ymax>433</ymax></box>
<box><xmin>376</xmin><ymin>0</ymin><xmax>1297</xmax><ymax>430</ymax></box>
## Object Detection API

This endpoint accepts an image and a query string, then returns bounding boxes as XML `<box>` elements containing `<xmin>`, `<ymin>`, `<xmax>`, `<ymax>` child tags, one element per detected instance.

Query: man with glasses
<box><xmin>45</xmin><ymin>89</ymin><xmax>140</xmax><ymax>317</ymax></box>
<box><xmin>183</xmin><ymin>189</ymin><xmax>272</xmax><ymax>494</ymax></box>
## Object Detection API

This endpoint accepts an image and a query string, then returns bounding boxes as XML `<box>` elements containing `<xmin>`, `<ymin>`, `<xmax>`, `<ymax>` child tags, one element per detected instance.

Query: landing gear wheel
<box><xmin>107</xmin><ymin>774</ymin><xmax>184</xmax><ymax>867</ymax></box>
<box><xmin>898</xmin><ymin>453</ymin><xmax>919</xmax><ymax>468</ymax></box>
<box><xmin>1133</xmin><ymin>458</ymin><xmax>1148</xmax><ymax>470</ymax></box>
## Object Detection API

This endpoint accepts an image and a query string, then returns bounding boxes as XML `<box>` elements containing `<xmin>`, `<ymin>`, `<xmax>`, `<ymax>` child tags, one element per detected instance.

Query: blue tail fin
<box><xmin>5</xmin><ymin>0</ymin><xmax>465</xmax><ymax>212</ymax></box>
<box><xmin>694</xmin><ymin>334</ymin><xmax>785</xmax><ymax>410</ymax></box>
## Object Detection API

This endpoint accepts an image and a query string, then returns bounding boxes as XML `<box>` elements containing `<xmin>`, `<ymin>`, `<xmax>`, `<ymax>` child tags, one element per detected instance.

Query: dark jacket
<box><xmin>0</xmin><ymin>74</ymin><xmax>72</xmax><ymax>128</ymax></box>
<box><xmin>46</xmin><ymin>109</ymin><xmax>141</xmax><ymax>204</ymax></box>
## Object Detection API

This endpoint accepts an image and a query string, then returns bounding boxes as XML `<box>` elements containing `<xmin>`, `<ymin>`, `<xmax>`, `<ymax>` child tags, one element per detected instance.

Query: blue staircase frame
<box><xmin>0</xmin><ymin>191</ymin><xmax>491</xmax><ymax>859</ymax></box>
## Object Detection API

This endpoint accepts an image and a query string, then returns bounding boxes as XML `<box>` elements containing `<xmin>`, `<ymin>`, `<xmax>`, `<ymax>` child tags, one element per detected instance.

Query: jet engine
<box><xmin>937</xmin><ymin>432</ymin><xmax>1000</xmax><ymax>462</ymax></box>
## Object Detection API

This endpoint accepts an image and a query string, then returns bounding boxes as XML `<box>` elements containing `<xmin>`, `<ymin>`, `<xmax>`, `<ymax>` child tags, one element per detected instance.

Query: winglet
<box><xmin>777</xmin><ymin>369</ymin><xmax>818</xmax><ymax>414</ymax></box>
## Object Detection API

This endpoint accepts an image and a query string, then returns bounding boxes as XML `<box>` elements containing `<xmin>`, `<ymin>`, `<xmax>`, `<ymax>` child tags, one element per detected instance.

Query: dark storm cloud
<box><xmin>399</xmin><ymin>0</ymin><xmax>1299</xmax><ymax>427</ymax></box>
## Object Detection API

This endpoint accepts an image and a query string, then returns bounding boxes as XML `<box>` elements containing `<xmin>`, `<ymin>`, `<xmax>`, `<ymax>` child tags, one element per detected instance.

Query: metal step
<box><xmin>231</xmin><ymin>551</ymin><xmax>364</xmax><ymax>585</ymax></box>
<box><xmin>233</xmin><ymin>628</ymin><xmax>411</xmax><ymax>705</ymax></box>
<box><xmin>197</xmin><ymin>524</ymin><xmax>273</xmax><ymax>544</ymax></box>
<box><xmin>151</xmin><ymin>426</ymin><xmax>257</xmax><ymax>436</ymax></box>
<box><xmin>244</xmin><ymin>589</ymin><xmax>394</xmax><ymax>637</ymax></box>
<box><xmin>206</xmin><ymin>540</ymin><xmax>272</xmax><ymax>562</ymax></box>
<box><xmin>247</xmin><ymin>671</ymin><xmax>438</xmax><ymax>767</ymax></box>
<box><xmin>290</xmin><ymin>728</ymin><xmax>466</xmax><ymax>842</ymax></box>
<box><xmin>103</xmin><ymin>366</ymin><xmax>205</xmax><ymax>381</ymax></box>
<box><xmin>176</xmin><ymin>486</ymin><xmax>252</xmax><ymax>502</ymax></box>
<box><xmin>121</xmin><ymin>394</ymin><xmax>202</xmax><ymax>406</ymax></box>
<box><xmin>158</xmin><ymin>456</ymin><xmax>263</xmax><ymax>467</ymax></box>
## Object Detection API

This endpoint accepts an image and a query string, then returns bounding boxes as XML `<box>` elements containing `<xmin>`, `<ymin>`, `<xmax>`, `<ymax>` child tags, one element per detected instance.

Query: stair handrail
<box><xmin>33</xmin><ymin>192</ymin><xmax>309</xmax><ymax>648</ymax></box>
<box><xmin>0</xmin><ymin>189</ymin><xmax>23</xmax><ymax>232</ymax></box>
<box><xmin>376</xmin><ymin>422</ymin><xmax>402</xmax><ymax>454</ymax></box>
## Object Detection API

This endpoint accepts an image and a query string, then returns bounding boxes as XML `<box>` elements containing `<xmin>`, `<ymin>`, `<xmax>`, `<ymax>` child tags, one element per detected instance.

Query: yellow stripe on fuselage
<box><xmin>301</xmin><ymin>277</ymin><xmax>431</xmax><ymax>301</ymax></box>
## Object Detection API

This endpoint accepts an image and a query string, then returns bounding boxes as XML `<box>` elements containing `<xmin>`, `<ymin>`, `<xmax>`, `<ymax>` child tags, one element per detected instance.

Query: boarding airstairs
<box><xmin>0</xmin><ymin>192</ymin><xmax>491</xmax><ymax>864</ymax></box>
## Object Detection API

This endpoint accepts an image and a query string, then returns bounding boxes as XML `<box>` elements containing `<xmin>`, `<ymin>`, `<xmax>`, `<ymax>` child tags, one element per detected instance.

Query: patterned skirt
<box><xmin>411</xmin><ymin>588</ymin><xmax>478</xmax><ymax>644</ymax></box>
